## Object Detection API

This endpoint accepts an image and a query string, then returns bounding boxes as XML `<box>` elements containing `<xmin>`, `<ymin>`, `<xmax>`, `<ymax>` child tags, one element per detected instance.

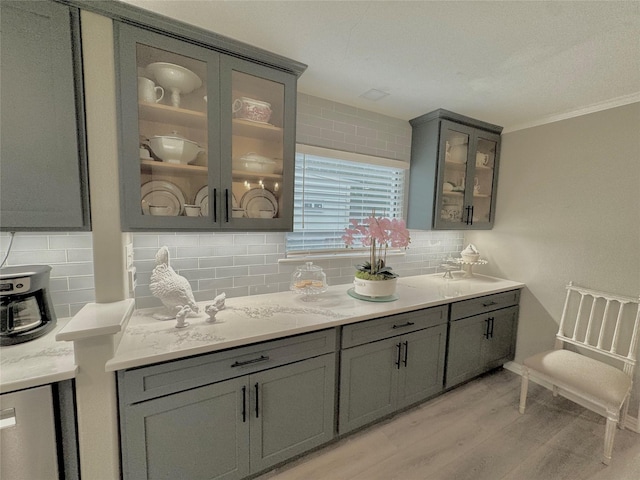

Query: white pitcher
<box><xmin>138</xmin><ymin>77</ymin><xmax>164</xmax><ymax>104</ymax></box>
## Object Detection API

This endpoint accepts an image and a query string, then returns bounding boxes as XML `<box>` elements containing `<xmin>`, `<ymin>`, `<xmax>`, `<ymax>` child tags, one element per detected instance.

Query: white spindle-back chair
<box><xmin>519</xmin><ymin>282</ymin><xmax>640</xmax><ymax>465</ymax></box>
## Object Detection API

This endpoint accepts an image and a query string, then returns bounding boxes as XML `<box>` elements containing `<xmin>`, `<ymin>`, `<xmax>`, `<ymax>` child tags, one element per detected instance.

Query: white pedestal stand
<box><xmin>454</xmin><ymin>259</ymin><xmax>488</xmax><ymax>277</ymax></box>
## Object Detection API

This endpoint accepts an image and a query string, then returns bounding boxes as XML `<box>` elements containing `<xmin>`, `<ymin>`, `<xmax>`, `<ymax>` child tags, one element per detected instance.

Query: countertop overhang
<box><xmin>0</xmin><ymin>317</ymin><xmax>76</xmax><ymax>394</ymax></box>
<box><xmin>106</xmin><ymin>273</ymin><xmax>524</xmax><ymax>372</ymax></box>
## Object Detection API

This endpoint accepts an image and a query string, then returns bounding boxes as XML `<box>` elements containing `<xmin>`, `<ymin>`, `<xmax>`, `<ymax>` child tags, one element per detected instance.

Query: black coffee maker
<box><xmin>0</xmin><ymin>265</ymin><xmax>56</xmax><ymax>346</ymax></box>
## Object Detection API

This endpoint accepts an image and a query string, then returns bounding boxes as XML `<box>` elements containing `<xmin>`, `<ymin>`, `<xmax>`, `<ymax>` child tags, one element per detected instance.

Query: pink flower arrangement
<box><xmin>343</xmin><ymin>215</ymin><xmax>411</xmax><ymax>279</ymax></box>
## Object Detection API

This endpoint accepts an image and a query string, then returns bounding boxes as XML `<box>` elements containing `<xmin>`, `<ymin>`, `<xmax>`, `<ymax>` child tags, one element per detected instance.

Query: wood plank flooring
<box><xmin>257</xmin><ymin>369</ymin><xmax>640</xmax><ymax>480</ymax></box>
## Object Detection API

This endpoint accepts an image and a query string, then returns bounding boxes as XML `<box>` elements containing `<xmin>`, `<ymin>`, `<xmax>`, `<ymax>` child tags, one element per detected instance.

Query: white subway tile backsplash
<box><xmin>198</xmin><ymin>234</ymin><xmax>234</xmax><ymax>246</ymax></box>
<box><xmin>233</xmin><ymin>255</ymin><xmax>266</xmax><ymax>266</ymax></box>
<box><xmin>49</xmin><ymin>235</ymin><xmax>93</xmax><ymax>249</ymax></box>
<box><xmin>198</xmin><ymin>256</ymin><xmax>234</xmax><ymax>268</ymax></box>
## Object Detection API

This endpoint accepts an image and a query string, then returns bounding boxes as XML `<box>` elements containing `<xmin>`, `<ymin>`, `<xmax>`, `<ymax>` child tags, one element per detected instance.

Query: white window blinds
<box><xmin>286</xmin><ymin>145</ymin><xmax>408</xmax><ymax>254</ymax></box>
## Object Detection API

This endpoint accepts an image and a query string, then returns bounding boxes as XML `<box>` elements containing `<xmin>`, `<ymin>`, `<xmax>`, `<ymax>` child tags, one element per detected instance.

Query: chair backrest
<box><xmin>556</xmin><ymin>282</ymin><xmax>640</xmax><ymax>378</ymax></box>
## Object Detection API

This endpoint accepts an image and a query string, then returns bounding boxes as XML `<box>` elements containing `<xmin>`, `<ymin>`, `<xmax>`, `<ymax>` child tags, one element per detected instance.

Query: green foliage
<box><xmin>354</xmin><ymin>261</ymin><xmax>399</xmax><ymax>280</ymax></box>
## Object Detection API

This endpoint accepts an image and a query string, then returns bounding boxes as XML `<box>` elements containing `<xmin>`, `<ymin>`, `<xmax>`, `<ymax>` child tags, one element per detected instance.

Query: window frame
<box><xmin>285</xmin><ymin>144</ymin><xmax>410</xmax><ymax>259</ymax></box>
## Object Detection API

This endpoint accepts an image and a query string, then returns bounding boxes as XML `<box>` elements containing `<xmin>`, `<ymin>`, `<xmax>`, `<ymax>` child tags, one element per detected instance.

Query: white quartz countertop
<box><xmin>106</xmin><ymin>273</ymin><xmax>524</xmax><ymax>372</ymax></box>
<box><xmin>0</xmin><ymin>317</ymin><xmax>76</xmax><ymax>394</ymax></box>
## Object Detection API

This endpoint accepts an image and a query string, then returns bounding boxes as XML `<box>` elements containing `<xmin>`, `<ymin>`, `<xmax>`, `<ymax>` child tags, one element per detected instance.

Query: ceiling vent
<box><xmin>359</xmin><ymin>88</ymin><xmax>390</xmax><ymax>101</ymax></box>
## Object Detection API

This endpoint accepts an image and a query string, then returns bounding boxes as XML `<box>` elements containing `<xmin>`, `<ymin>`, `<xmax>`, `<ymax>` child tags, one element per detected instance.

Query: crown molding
<box><xmin>503</xmin><ymin>92</ymin><xmax>640</xmax><ymax>134</ymax></box>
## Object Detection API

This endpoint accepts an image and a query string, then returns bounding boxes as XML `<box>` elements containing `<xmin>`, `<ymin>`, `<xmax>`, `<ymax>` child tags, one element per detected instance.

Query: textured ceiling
<box><xmin>120</xmin><ymin>0</ymin><xmax>640</xmax><ymax>131</ymax></box>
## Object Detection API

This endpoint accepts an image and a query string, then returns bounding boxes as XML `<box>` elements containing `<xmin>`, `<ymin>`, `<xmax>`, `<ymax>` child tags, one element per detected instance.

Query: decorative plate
<box><xmin>194</xmin><ymin>186</ymin><xmax>208</xmax><ymax>216</ymax></box>
<box><xmin>141</xmin><ymin>181</ymin><xmax>185</xmax><ymax>216</ymax></box>
<box><xmin>240</xmin><ymin>188</ymin><xmax>278</xmax><ymax>219</ymax></box>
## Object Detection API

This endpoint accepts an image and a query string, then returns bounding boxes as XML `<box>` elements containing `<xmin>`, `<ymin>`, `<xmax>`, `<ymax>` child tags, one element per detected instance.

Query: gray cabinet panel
<box><xmin>1</xmin><ymin>1</ymin><xmax>89</xmax><ymax>230</ymax></box>
<box><xmin>250</xmin><ymin>354</ymin><xmax>335</xmax><ymax>472</ymax></box>
<box><xmin>445</xmin><ymin>305</ymin><xmax>519</xmax><ymax>389</ymax></box>
<box><xmin>445</xmin><ymin>314</ymin><xmax>486</xmax><ymax>388</ymax></box>
<box><xmin>339</xmin><ymin>337</ymin><xmax>399</xmax><ymax>434</ymax></box>
<box><xmin>121</xmin><ymin>376</ymin><xmax>250</xmax><ymax>480</ymax></box>
<box><xmin>339</xmin><ymin>322</ymin><xmax>447</xmax><ymax>435</ymax></box>
<box><xmin>341</xmin><ymin>306</ymin><xmax>447</xmax><ymax>348</ymax></box>
<box><xmin>119</xmin><ymin>329</ymin><xmax>336</xmax><ymax>404</ymax></box>
<box><xmin>483</xmin><ymin>307</ymin><xmax>518</xmax><ymax>369</ymax></box>
<box><xmin>450</xmin><ymin>290</ymin><xmax>520</xmax><ymax>320</ymax></box>
<box><xmin>119</xmin><ymin>334</ymin><xmax>336</xmax><ymax>479</ymax></box>
<box><xmin>397</xmin><ymin>324</ymin><xmax>447</xmax><ymax>408</ymax></box>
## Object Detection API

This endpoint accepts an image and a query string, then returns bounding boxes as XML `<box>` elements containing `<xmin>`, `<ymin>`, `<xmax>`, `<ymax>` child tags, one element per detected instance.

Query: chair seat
<box><xmin>524</xmin><ymin>349</ymin><xmax>631</xmax><ymax>408</ymax></box>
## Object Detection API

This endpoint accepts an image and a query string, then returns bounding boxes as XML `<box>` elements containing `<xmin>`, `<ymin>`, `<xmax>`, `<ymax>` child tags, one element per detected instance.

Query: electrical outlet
<box><xmin>127</xmin><ymin>267</ymin><xmax>137</xmax><ymax>296</ymax></box>
<box><xmin>125</xmin><ymin>243</ymin><xmax>134</xmax><ymax>269</ymax></box>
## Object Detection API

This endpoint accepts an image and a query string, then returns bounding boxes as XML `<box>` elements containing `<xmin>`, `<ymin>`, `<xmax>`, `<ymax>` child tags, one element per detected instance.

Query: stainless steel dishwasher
<box><xmin>1</xmin><ymin>385</ymin><xmax>59</xmax><ymax>480</ymax></box>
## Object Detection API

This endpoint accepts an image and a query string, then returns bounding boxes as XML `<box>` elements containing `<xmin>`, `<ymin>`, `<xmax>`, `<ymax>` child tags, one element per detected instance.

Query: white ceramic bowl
<box><xmin>233</xmin><ymin>153</ymin><xmax>277</xmax><ymax>174</ymax></box>
<box><xmin>149</xmin><ymin>134</ymin><xmax>203</xmax><ymax>164</ymax></box>
<box><xmin>145</xmin><ymin>63</ymin><xmax>202</xmax><ymax>94</ymax></box>
<box><xmin>148</xmin><ymin>205</ymin><xmax>170</xmax><ymax>216</ymax></box>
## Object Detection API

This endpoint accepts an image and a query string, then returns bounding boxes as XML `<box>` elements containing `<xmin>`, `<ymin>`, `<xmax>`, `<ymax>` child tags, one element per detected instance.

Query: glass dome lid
<box><xmin>290</xmin><ymin>262</ymin><xmax>328</xmax><ymax>297</ymax></box>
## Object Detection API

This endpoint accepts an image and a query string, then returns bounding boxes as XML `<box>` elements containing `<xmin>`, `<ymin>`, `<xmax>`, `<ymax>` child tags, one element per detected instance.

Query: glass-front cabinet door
<box><xmin>116</xmin><ymin>23</ymin><xmax>296</xmax><ymax>231</ymax></box>
<box><xmin>219</xmin><ymin>56</ymin><xmax>295</xmax><ymax>230</ymax></box>
<box><xmin>434</xmin><ymin>120</ymin><xmax>500</xmax><ymax>230</ymax></box>
<box><xmin>118</xmin><ymin>23</ymin><xmax>219</xmax><ymax>230</ymax></box>
<box><xmin>469</xmin><ymin>130</ymin><xmax>500</xmax><ymax>228</ymax></box>
<box><xmin>436</xmin><ymin>121</ymin><xmax>474</xmax><ymax>229</ymax></box>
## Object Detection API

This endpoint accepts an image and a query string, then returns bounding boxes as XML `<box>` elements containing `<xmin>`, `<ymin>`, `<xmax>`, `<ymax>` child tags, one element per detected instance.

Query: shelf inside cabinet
<box><xmin>474</xmin><ymin>165</ymin><xmax>493</xmax><ymax>172</ymax></box>
<box><xmin>139</xmin><ymin>103</ymin><xmax>206</xmax><ymax>129</ymax></box>
<box><xmin>444</xmin><ymin>160</ymin><xmax>466</xmax><ymax>168</ymax></box>
<box><xmin>443</xmin><ymin>191</ymin><xmax>464</xmax><ymax>196</ymax></box>
<box><xmin>141</xmin><ymin>159</ymin><xmax>207</xmax><ymax>176</ymax></box>
<box><xmin>232</xmin><ymin>169</ymin><xmax>282</xmax><ymax>181</ymax></box>
<box><xmin>232</xmin><ymin>119</ymin><xmax>283</xmax><ymax>140</ymax></box>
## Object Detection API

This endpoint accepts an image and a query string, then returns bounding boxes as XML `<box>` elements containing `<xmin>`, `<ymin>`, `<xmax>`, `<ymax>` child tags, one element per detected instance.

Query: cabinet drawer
<box><xmin>341</xmin><ymin>306</ymin><xmax>447</xmax><ymax>349</ymax></box>
<box><xmin>450</xmin><ymin>289</ymin><xmax>520</xmax><ymax>320</ymax></box>
<box><xmin>119</xmin><ymin>328</ymin><xmax>337</xmax><ymax>404</ymax></box>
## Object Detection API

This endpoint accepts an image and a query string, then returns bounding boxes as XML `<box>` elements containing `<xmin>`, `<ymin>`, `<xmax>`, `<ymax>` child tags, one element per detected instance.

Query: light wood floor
<box><xmin>257</xmin><ymin>369</ymin><xmax>640</xmax><ymax>480</ymax></box>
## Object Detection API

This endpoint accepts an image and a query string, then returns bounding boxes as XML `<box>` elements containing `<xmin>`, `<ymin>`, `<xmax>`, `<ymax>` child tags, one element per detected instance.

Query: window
<box><xmin>286</xmin><ymin>145</ymin><xmax>408</xmax><ymax>255</ymax></box>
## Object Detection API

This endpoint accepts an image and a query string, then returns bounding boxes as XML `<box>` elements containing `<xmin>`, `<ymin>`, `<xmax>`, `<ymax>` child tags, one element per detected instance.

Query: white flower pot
<box><xmin>353</xmin><ymin>277</ymin><xmax>397</xmax><ymax>298</ymax></box>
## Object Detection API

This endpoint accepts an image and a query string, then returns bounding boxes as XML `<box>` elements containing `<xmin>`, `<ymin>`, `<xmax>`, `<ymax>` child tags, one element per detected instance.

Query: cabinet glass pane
<box><xmin>231</xmin><ymin>71</ymin><xmax>285</xmax><ymax>220</ymax></box>
<box><xmin>135</xmin><ymin>44</ymin><xmax>208</xmax><ymax>218</ymax></box>
<box><xmin>441</xmin><ymin>129</ymin><xmax>469</xmax><ymax>224</ymax></box>
<box><xmin>472</xmin><ymin>136</ymin><xmax>497</xmax><ymax>224</ymax></box>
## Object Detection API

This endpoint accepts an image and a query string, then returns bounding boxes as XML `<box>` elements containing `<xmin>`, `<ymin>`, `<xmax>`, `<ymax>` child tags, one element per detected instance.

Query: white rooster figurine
<box><xmin>150</xmin><ymin>246</ymin><xmax>199</xmax><ymax>320</ymax></box>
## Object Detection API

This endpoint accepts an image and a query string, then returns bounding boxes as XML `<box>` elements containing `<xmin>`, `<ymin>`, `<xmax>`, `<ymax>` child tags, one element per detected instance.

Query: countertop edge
<box><xmin>56</xmin><ymin>299</ymin><xmax>135</xmax><ymax>342</ymax></box>
<box><xmin>0</xmin><ymin>368</ymin><xmax>78</xmax><ymax>395</ymax></box>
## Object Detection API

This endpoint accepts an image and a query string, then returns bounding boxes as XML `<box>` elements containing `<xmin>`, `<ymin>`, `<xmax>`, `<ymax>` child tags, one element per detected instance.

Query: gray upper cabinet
<box><xmin>1</xmin><ymin>1</ymin><xmax>89</xmax><ymax>231</ymax></box>
<box><xmin>407</xmin><ymin>109</ymin><xmax>502</xmax><ymax>230</ymax></box>
<box><xmin>115</xmin><ymin>22</ymin><xmax>297</xmax><ymax>231</ymax></box>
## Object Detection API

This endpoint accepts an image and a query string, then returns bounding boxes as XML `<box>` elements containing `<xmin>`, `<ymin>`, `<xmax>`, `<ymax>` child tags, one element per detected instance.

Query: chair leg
<box><xmin>519</xmin><ymin>367</ymin><xmax>529</xmax><ymax>414</ymax></box>
<box><xmin>619</xmin><ymin>393</ymin><xmax>630</xmax><ymax>430</ymax></box>
<box><xmin>603</xmin><ymin>411</ymin><xmax>618</xmax><ymax>465</ymax></box>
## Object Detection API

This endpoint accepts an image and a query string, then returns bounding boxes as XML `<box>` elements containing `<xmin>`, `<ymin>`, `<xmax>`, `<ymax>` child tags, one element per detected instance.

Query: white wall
<box><xmin>465</xmin><ymin>102</ymin><xmax>640</xmax><ymax>410</ymax></box>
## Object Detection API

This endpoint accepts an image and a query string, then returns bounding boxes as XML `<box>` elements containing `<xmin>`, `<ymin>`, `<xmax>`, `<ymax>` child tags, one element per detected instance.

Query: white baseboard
<box><xmin>503</xmin><ymin>361</ymin><xmax>640</xmax><ymax>433</ymax></box>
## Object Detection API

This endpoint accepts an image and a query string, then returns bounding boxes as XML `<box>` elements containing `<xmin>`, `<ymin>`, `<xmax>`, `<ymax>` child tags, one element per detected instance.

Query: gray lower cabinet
<box><xmin>339</xmin><ymin>307</ymin><xmax>448</xmax><ymax>434</ymax></box>
<box><xmin>445</xmin><ymin>290</ymin><xmax>520</xmax><ymax>389</ymax></box>
<box><xmin>0</xmin><ymin>1</ymin><xmax>89</xmax><ymax>231</ymax></box>
<box><xmin>118</xmin><ymin>330</ymin><xmax>336</xmax><ymax>480</ymax></box>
